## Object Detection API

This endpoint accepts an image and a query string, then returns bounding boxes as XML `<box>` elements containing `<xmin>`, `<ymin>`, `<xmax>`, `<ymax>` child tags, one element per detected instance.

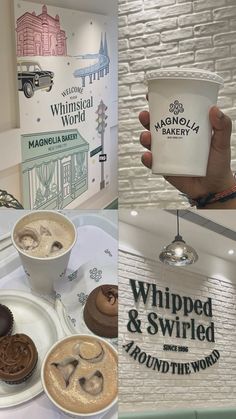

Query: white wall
<box><xmin>0</xmin><ymin>0</ymin><xmax>21</xmax><ymax>200</ymax></box>
<box><xmin>118</xmin><ymin>0</ymin><xmax>236</xmax><ymax>208</ymax></box>
<box><xmin>0</xmin><ymin>0</ymin><xmax>19</xmax><ymax>132</ymax></box>
<box><xmin>0</xmin><ymin>0</ymin><xmax>118</xmax><ymax>208</ymax></box>
<box><xmin>119</xmin><ymin>225</ymin><xmax>236</xmax><ymax>411</ymax></box>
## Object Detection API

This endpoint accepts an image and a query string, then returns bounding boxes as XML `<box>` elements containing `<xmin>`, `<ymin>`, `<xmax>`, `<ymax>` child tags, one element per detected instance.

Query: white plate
<box><xmin>0</xmin><ymin>290</ymin><xmax>65</xmax><ymax>408</ymax></box>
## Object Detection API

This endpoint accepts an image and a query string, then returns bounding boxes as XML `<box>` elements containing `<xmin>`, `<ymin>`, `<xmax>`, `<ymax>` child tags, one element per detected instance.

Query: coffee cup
<box><xmin>11</xmin><ymin>211</ymin><xmax>77</xmax><ymax>295</ymax></box>
<box><xmin>147</xmin><ymin>68</ymin><xmax>224</xmax><ymax>176</ymax></box>
<box><xmin>41</xmin><ymin>334</ymin><xmax>118</xmax><ymax>418</ymax></box>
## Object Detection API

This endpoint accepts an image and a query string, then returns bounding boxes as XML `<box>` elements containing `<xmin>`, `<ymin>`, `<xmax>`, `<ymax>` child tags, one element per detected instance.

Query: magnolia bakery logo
<box><xmin>154</xmin><ymin>100</ymin><xmax>200</xmax><ymax>138</ymax></box>
<box><xmin>123</xmin><ymin>279</ymin><xmax>220</xmax><ymax>375</ymax></box>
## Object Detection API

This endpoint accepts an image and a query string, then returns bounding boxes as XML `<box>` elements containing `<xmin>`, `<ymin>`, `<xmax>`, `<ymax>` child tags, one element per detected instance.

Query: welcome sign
<box><xmin>123</xmin><ymin>279</ymin><xmax>220</xmax><ymax>375</ymax></box>
<box><xmin>50</xmin><ymin>92</ymin><xmax>94</xmax><ymax>127</ymax></box>
<box><xmin>14</xmin><ymin>0</ymin><xmax>112</xmax><ymax>209</ymax></box>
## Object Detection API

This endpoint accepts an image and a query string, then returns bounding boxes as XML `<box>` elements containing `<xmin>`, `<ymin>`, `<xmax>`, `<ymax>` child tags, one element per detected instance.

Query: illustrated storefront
<box><xmin>119</xmin><ymin>210</ymin><xmax>236</xmax><ymax>419</ymax></box>
<box><xmin>21</xmin><ymin>129</ymin><xmax>89</xmax><ymax>209</ymax></box>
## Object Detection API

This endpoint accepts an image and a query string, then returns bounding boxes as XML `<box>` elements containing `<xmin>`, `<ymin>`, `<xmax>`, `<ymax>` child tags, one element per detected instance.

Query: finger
<box><xmin>139</xmin><ymin>110</ymin><xmax>150</xmax><ymax>130</ymax></box>
<box><xmin>209</xmin><ymin>106</ymin><xmax>232</xmax><ymax>150</ymax></box>
<box><xmin>141</xmin><ymin>152</ymin><xmax>152</xmax><ymax>169</ymax></box>
<box><xmin>140</xmin><ymin>131</ymin><xmax>151</xmax><ymax>150</ymax></box>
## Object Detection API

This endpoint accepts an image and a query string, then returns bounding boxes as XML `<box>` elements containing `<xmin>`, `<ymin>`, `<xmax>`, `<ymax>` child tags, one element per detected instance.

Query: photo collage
<box><xmin>0</xmin><ymin>0</ymin><xmax>236</xmax><ymax>418</ymax></box>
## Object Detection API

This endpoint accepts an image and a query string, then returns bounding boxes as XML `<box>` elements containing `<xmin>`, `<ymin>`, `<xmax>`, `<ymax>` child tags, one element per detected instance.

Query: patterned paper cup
<box><xmin>147</xmin><ymin>68</ymin><xmax>224</xmax><ymax>176</ymax></box>
<box><xmin>11</xmin><ymin>211</ymin><xmax>77</xmax><ymax>296</ymax></box>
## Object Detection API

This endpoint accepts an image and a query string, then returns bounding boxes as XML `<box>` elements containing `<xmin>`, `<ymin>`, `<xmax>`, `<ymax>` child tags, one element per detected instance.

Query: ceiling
<box><xmin>22</xmin><ymin>0</ymin><xmax>117</xmax><ymax>16</ymax></box>
<box><xmin>119</xmin><ymin>209</ymin><xmax>236</xmax><ymax>263</ymax></box>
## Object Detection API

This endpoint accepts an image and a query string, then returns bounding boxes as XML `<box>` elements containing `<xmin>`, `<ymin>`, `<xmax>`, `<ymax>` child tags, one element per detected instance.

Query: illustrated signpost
<box><xmin>90</xmin><ymin>145</ymin><xmax>103</xmax><ymax>158</ymax></box>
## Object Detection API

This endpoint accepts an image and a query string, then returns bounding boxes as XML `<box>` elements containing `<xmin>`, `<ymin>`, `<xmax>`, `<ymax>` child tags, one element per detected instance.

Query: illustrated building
<box><xmin>16</xmin><ymin>5</ymin><xmax>67</xmax><ymax>57</ymax></box>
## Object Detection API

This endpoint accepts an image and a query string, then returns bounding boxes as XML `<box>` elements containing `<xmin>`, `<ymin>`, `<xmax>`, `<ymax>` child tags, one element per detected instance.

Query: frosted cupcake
<box><xmin>83</xmin><ymin>285</ymin><xmax>118</xmax><ymax>338</ymax></box>
<box><xmin>0</xmin><ymin>333</ymin><xmax>38</xmax><ymax>384</ymax></box>
<box><xmin>0</xmin><ymin>304</ymin><xmax>14</xmax><ymax>337</ymax></box>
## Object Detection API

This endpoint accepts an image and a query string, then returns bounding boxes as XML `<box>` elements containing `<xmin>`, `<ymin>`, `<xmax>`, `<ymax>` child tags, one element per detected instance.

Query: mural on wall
<box><xmin>73</xmin><ymin>32</ymin><xmax>110</xmax><ymax>87</ymax></box>
<box><xmin>14</xmin><ymin>1</ymin><xmax>112</xmax><ymax>209</ymax></box>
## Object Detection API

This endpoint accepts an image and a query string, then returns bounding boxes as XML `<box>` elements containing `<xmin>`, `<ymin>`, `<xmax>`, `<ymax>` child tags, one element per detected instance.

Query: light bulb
<box><xmin>174</xmin><ymin>246</ymin><xmax>184</xmax><ymax>257</ymax></box>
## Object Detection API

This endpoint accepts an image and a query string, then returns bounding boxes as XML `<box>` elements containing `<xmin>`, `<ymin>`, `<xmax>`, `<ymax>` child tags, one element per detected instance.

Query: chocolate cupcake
<box><xmin>0</xmin><ymin>333</ymin><xmax>38</xmax><ymax>384</ymax></box>
<box><xmin>0</xmin><ymin>304</ymin><xmax>14</xmax><ymax>337</ymax></box>
<box><xmin>84</xmin><ymin>285</ymin><xmax>118</xmax><ymax>338</ymax></box>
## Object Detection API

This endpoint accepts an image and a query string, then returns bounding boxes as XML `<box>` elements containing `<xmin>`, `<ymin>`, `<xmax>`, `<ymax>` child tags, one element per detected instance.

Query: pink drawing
<box><xmin>16</xmin><ymin>4</ymin><xmax>67</xmax><ymax>57</ymax></box>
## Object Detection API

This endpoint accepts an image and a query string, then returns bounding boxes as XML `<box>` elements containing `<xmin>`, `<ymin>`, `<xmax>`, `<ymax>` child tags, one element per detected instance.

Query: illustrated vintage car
<box><xmin>17</xmin><ymin>61</ymin><xmax>54</xmax><ymax>98</ymax></box>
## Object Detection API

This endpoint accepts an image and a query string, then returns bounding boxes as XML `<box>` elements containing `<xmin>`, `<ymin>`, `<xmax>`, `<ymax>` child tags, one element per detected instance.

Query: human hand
<box><xmin>139</xmin><ymin>106</ymin><xmax>236</xmax><ymax>201</ymax></box>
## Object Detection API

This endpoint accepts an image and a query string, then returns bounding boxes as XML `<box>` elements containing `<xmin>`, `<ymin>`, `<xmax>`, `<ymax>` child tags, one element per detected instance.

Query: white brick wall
<box><xmin>119</xmin><ymin>249</ymin><xmax>236</xmax><ymax>411</ymax></box>
<box><xmin>118</xmin><ymin>0</ymin><xmax>236</xmax><ymax>208</ymax></box>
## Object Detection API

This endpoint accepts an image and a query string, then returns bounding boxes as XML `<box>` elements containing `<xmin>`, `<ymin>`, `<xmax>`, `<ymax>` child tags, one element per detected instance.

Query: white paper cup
<box><xmin>11</xmin><ymin>211</ymin><xmax>77</xmax><ymax>295</ymax></box>
<box><xmin>41</xmin><ymin>334</ymin><xmax>118</xmax><ymax>418</ymax></box>
<box><xmin>147</xmin><ymin>68</ymin><xmax>224</xmax><ymax>176</ymax></box>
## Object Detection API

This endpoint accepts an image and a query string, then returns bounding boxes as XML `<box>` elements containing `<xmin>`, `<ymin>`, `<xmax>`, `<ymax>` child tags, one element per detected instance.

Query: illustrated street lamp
<box><xmin>96</xmin><ymin>100</ymin><xmax>108</xmax><ymax>189</ymax></box>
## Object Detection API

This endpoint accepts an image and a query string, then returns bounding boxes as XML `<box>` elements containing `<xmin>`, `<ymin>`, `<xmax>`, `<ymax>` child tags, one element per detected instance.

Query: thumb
<box><xmin>209</xmin><ymin>106</ymin><xmax>232</xmax><ymax>150</ymax></box>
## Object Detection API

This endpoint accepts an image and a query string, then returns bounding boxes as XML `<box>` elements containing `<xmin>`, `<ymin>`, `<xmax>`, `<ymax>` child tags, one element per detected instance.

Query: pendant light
<box><xmin>159</xmin><ymin>210</ymin><xmax>198</xmax><ymax>266</ymax></box>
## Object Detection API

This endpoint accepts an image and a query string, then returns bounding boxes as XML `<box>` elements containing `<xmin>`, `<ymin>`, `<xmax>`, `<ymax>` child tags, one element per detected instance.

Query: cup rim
<box><xmin>147</xmin><ymin>68</ymin><xmax>224</xmax><ymax>85</ymax></box>
<box><xmin>41</xmin><ymin>334</ymin><xmax>118</xmax><ymax>417</ymax></box>
<box><xmin>11</xmin><ymin>210</ymin><xmax>77</xmax><ymax>261</ymax></box>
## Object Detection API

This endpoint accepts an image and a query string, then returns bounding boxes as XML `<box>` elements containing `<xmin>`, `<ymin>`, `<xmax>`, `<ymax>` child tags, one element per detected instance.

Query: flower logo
<box><xmin>68</xmin><ymin>315</ymin><xmax>76</xmax><ymax>326</ymax></box>
<box><xmin>169</xmin><ymin>100</ymin><xmax>184</xmax><ymax>115</ymax></box>
<box><xmin>104</xmin><ymin>248</ymin><xmax>112</xmax><ymax>257</ymax></box>
<box><xmin>59</xmin><ymin>269</ymin><xmax>66</xmax><ymax>279</ymax></box>
<box><xmin>89</xmin><ymin>267</ymin><xmax>102</xmax><ymax>282</ymax></box>
<box><xmin>68</xmin><ymin>270</ymin><xmax>78</xmax><ymax>281</ymax></box>
<box><xmin>77</xmin><ymin>292</ymin><xmax>88</xmax><ymax>305</ymax></box>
